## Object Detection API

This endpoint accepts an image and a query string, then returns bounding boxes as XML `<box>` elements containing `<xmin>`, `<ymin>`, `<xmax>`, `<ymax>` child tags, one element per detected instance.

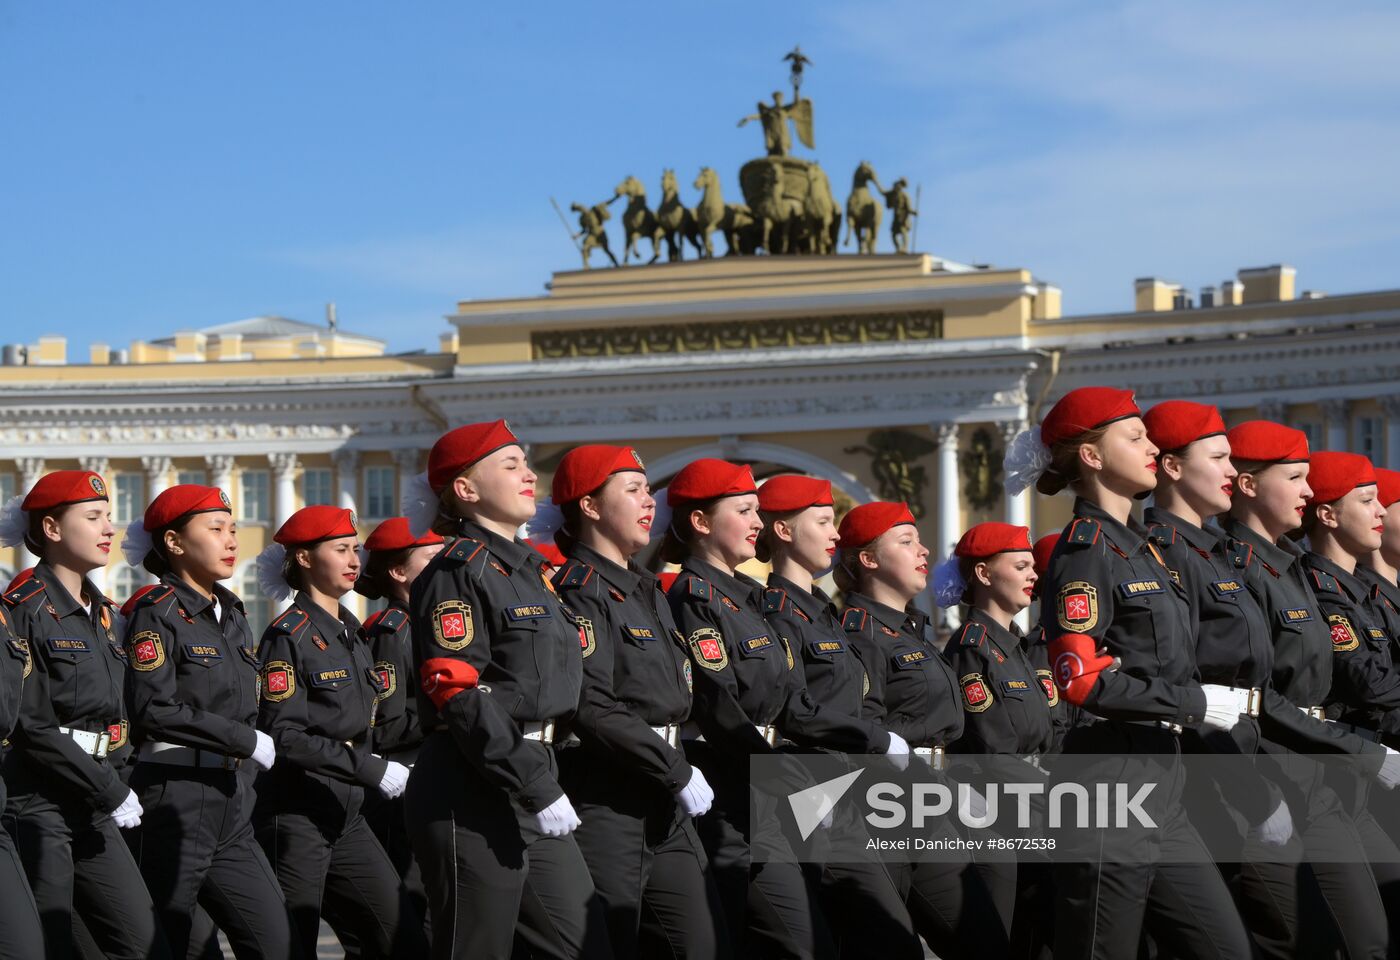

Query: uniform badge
<box><xmin>219</xmin><ymin>490</ymin><xmax>232</xmax><ymax>509</ymax></box>
<box><xmin>490</xmin><ymin>560</ymin><xmax>508</xmax><ymax>577</ymax></box>
<box><xmin>541</xmin><ymin>571</ymin><xmax>558</xmax><ymax>594</ymax></box>
<box><xmin>961</xmin><ymin>673</ymin><xmax>993</xmax><ymax>713</ymax></box>
<box><xmin>880</xmin><ymin>625</ymin><xmax>900</xmax><ymax>638</ymax></box>
<box><xmin>1057</xmin><ymin>581</ymin><xmax>1099</xmax><ymax>633</ymax></box>
<box><xmin>720</xmin><ymin>596</ymin><xmax>740</xmax><ymax>613</ymax></box>
<box><xmin>1328</xmin><ymin>614</ymin><xmax>1360</xmax><ymax>652</ymax></box>
<box><xmin>374</xmin><ymin>661</ymin><xmax>397</xmax><ymax>701</ymax></box>
<box><xmin>263</xmin><ymin>660</ymin><xmax>296</xmax><ymax>702</ymax></box>
<box><xmin>313</xmin><ymin>635</ymin><xmax>328</xmax><ymax>651</ymax></box>
<box><xmin>682</xmin><ymin>659</ymin><xmax>693</xmax><ymax>693</ymax></box>
<box><xmin>89</xmin><ymin>475</ymin><xmax>106</xmax><ymax>497</ymax></box>
<box><xmin>782</xmin><ymin>637</ymin><xmax>795</xmax><ymax>671</ymax></box>
<box><xmin>688</xmin><ymin>627</ymin><xmax>729</xmax><ymax>672</ymax></box>
<box><xmin>130</xmin><ymin>631</ymin><xmax>166</xmax><ymax>672</ymax></box>
<box><xmin>11</xmin><ymin>637</ymin><xmax>31</xmax><ymax>681</ymax></box>
<box><xmin>631</xmin><ymin>449</ymin><xmax>645</xmax><ymax>468</ymax></box>
<box><xmin>577</xmin><ymin>617</ymin><xmax>596</xmax><ymax>658</ymax></box>
<box><xmin>106</xmin><ymin>720</ymin><xmax>128</xmax><ymax>751</ymax></box>
<box><xmin>861</xmin><ymin>669</ymin><xmax>870</xmax><ymax>697</ymax></box>
<box><xmin>432</xmin><ymin>600</ymin><xmax>474</xmax><ymax>650</ymax></box>
<box><xmin>1036</xmin><ymin>668</ymin><xmax>1060</xmax><ymax>707</ymax></box>
<box><xmin>608</xmin><ymin>587</ymin><xmax>626</xmax><ymax>602</ymax></box>
<box><xmin>98</xmin><ymin>605</ymin><xmax>113</xmax><ymax>638</ymax></box>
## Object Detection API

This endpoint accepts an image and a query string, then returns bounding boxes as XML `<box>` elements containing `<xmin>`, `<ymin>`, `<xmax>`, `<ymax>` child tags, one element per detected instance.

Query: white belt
<box><xmin>59</xmin><ymin>726</ymin><xmax>110</xmax><ymax>759</ymax></box>
<box><xmin>680</xmin><ymin>722</ymin><xmax>778</xmax><ymax>746</ymax></box>
<box><xmin>1299</xmin><ymin>705</ymin><xmax>1327</xmax><ymax>721</ymax></box>
<box><xmin>651</xmin><ymin>724</ymin><xmax>681</xmax><ymax>749</ymax></box>
<box><xmin>521</xmin><ymin>719</ymin><xmax>559</xmax><ymax>744</ymax></box>
<box><xmin>140</xmin><ymin>741</ymin><xmax>241</xmax><ymax>771</ymax></box>
<box><xmin>913</xmin><ymin>745</ymin><xmax>946</xmax><ymax>770</ymax></box>
<box><xmin>1234</xmin><ymin>686</ymin><xmax>1264</xmax><ymax>718</ymax></box>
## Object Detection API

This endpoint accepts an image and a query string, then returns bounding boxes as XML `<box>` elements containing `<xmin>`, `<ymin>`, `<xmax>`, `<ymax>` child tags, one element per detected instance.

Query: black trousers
<box><xmin>404</xmin><ymin>731</ymin><xmax>613</xmax><ymax>960</ymax></box>
<box><xmin>127</xmin><ymin>763</ymin><xmax>296</xmax><ymax>960</ymax></box>
<box><xmin>1052</xmin><ymin>723</ymin><xmax>1250</xmax><ymax>960</ymax></box>
<box><xmin>364</xmin><ymin>788</ymin><xmax>428</xmax><ymax>937</ymax></box>
<box><xmin>0</xmin><ymin>782</ymin><xmax>42</xmax><ymax>960</ymax></box>
<box><xmin>2</xmin><ymin>786</ymin><xmax>170</xmax><ymax>960</ymax></box>
<box><xmin>558</xmin><ymin>745</ymin><xmax>730</xmax><ymax>960</ymax></box>
<box><xmin>255</xmin><ymin>773</ymin><xmax>423</xmax><ymax>959</ymax></box>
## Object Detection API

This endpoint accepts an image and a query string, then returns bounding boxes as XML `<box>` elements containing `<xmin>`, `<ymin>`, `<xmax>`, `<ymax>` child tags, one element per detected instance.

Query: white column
<box><xmin>14</xmin><ymin>458</ymin><xmax>45</xmax><ymax>570</ymax></box>
<box><xmin>999</xmin><ymin>420</ymin><xmax>1032</xmax><ymax>631</ymax></box>
<box><xmin>141</xmin><ymin>456</ymin><xmax>173</xmax><ymax>501</ymax></box>
<box><xmin>1321</xmin><ymin>398</ymin><xmax>1350</xmax><ymax>452</ymax></box>
<box><xmin>269</xmin><ymin>453</ymin><xmax>299</xmax><ymax>527</ymax></box>
<box><xmin>332</xmin><ymin>448</ymin><xmax>361</xmax><ymax>514</ymax></box>
<box><xmin>205</xmin><ymin>455</ymin><xmax>236</xmax><ymax>497</ymax></box>
<box><xmin>1382</xmin><ymin>397</ymin><xmax>1400</xmax><ymax>469</ymax></box>
<box><xmin>934</xmin><ymin>422</ymin><xmax>962</xmax><ymax>629</ymax></box>
<box><xmin>79</xmin><ymin>457</ymin><xmax>112</xmax><ymax>591</ymax></box>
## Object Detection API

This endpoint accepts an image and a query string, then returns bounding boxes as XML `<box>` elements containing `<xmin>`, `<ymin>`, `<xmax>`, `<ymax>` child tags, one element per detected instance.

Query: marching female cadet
<box><xmin>1357</xmin><ymin>468</ymin><xmax>1400</xmax><ymax>652</ymax></box>
<box><xmin>402</xmin><ymin>420</ymin><xmax>612</xmax><ymax>960</ymax></box>
<box><xmin>755</xmin><ymin>475</ymin><xmax>920</xmax><ymax>960</ymax></box>
<box><xmin>1030</xmin><ymin>533</ymin><xmax>1077</xmax><ymax>753</ymax></box>
<box><xmin>119</xmin><ymin>484</ymin><xmax>294</xmax><ymax>959</ymax></box>
<box><xmin>1141</xmin><ymin>402</ymin><xmax>1358</xmax><ymax>959</ymax></box>
<box><xmin>662</xmin><ymin>458</ymin><xmax>890</xmax><ymax>960</ymax></box>
<box><xmin>1222</xmin><ymin>423</ymin><xmax>1400</xmax><ymax>959</ymax></box>
<box><xmin>356</xmin><ymin>516</ymin><xmax>445</xmax><ymax>931</ymax></box>
<box><xmin>1294</xmin><ymin>452</ymin><xmax>1400</xmax><ymax>932</ymax></box>
<box><xmin>548</xmin><ymin>445</ymin><xmax>727</xmax><ymax>960</ymax></box>
<box><xmin>1008</xmin><ymin>386</ymin><xmax>1252</xmax><ymax>960</ymax></box>
<box><xmin>0</xmin><ymin>470</ymin><xmax>169</xmax><ymax>959</ymax></box>
<box><xmin>253</xmin><ymin>505</ymin><xmax>421</xmax><ymax>959</ymax></box>
<box><xmin>835</xmin><ymin>502</ymin><xmax>1012</xmax><ymax>960</ymax></box>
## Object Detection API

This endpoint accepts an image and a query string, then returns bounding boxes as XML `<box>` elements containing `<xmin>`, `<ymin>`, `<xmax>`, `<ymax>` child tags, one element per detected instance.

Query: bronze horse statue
<box><xmin>655</xmin><ymin>169</ymin><xmax>702</xmax><ymax>262</ymax></box>
<box><xmin>693</xmin><ymin>167</ymin><xmax>757</xmax><ymax>257</ymax></box>
<box><xmin>613</xmin><ymin>175</ymin><xmax>662</xmax><ymax>264</ymax></box>
<box><xmin>844</xmin><ymin>161</ymin><xmax>884</xmax><ymax>255</ymax></box>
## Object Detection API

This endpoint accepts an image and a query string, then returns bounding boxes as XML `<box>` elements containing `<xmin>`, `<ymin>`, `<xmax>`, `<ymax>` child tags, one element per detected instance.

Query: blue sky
<box><xmin>3</xmin><ymin>1</ymin><xmax>1397</xmax><ymax>355</ymax></box>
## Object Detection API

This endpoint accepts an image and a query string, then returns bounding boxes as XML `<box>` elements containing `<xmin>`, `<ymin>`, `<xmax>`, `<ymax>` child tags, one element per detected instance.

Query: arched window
<box><xmin>110</xmin><ymin>566</ymin><xmax>143</xmax><ymax>606</ymax></box>
<box><xmin>238</xmin><ymin>564</ymin><xmax>273</xmax><ymax>644</ymax></box>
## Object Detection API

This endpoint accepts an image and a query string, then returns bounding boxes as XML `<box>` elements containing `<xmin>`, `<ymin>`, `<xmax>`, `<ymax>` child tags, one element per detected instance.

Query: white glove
<box><xmin>534</xmin><ymin>794</ymin><xmax>582</xmax><ymax>838</ymax></box>
<box><xmin>251</xmin><ymin>730</ymin><xmax>276</xmax><ymax>771</ymax></box>
<box><xmin>676</xmin><ymin>767</ymin><xmax>714</xmax><ymax>817</ymax></box>
<box><xmin>1247</xmin><ymin>798</ymin><xmax>1294</xmax><ymax>847</ymax></box>
<box><xmin>1378</xmin><ymin>746</ymin><xmax>1400</xmax><ymax>789</ymax></box>
<box><xmin>111</xmin><ymin>790</ymin><xmax>143</xmax><ymax>830</ymax></box>
<box><xmin>884</xmin><ymin>731</ymin><xmax>910</xmax><ymax>771</ymax></box>
<box><xmin>377</xmin><ymin>760</ymin><xmax>410</xmax><ymax>799</ymax></box>
<box><xmin>1200</xmin><ymin>684</ymin><xmax>1251</xmax><ymax>732</ymax></box>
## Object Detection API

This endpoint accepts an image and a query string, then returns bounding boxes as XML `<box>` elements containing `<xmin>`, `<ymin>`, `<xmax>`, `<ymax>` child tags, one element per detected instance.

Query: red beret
<box><xmin>1376</xmin><ymin>469</ymin><xmax>1400</xmax><ymax>509</ymax></box>
<box><xmin>757</xmin><ymin>475</ymin><xmax>833</xmax><ymax>513</ymax></box>
<box><xmin>953</xmin><ymin>522</ymin><xmax>1033</xmax><ymax>560</ymax></box>
<box><xmin>142</xmin><ymin>485</ymin><xmax>231</xmax><ymax>531</ymax></box>
<box><xmin>551</xmin><ymin>445</ymin><xmax>647</xmax><ymax>504</ymax></box>
<box><xmin>1143</xmin><ymin>401</ymin><xmax>1227</xmax><ymax>452</ymax></box>
<box><xmin>837</xmin><ymin>501</ymin><xmax>916</xmax><ymax>548</ymax></box>
<box><xmin>1040</xmin><ymin>387</ymin><xmax>1141</xmax><ymax>447</ymax></box>
<box><xmin>666</xmin><ymin>459</ymin><xmax>757</xmax><ymax>507</ymax></box>
<box><xmin>1226</xmin><ymin>421</ymin><xmax>1309</xmax><ymax>464</ymax></box>
<box><xmin>273</xmin><ymin>505</ymin><xmax>358</xmax><ymax>546</ymax></box>
<box><xmin>22</xmin><ymin>471</ymin><xmax>108</xmax><ymax>512</ymax></box>
<box><xmin>427</xmin><ymin>420</ymin><xmax>521</xmax><ymax>494</ymax></box>
<box><xmin>1032</xmin><ymin>534</ymin><xmax>1059</xmax><ymax>579</ymax></box>
<box><xmin>1307</xmin><ymin>452</ymin><xmax>1377</xmax><ymax>505</ymax></box>
<box><xmin>363</xmin><ymin>517</ymin><xmax>444</xmax><ymax>553</ymax></box>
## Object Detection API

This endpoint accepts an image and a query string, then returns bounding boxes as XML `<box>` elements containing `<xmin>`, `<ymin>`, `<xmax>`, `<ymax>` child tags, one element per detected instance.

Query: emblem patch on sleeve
<box><xmin>576</xmin><ymin>617</ymin><xmax>596</xmax><ymax>658</ymax></box>
<box><xmin>130</xmin><ymin>631</ymin><xmax>166</xmax><ymax>672</ymax></box>
<box><xmin>1328</xmin><ymin>614</ymin><xmax>1360</xmax><ymax>652</ymax></box>
<box><xmin>961</xmin><ymin>672</ymin><xmax>994</xmax><ymax>713</ymax></box>
<box><xmin>12</xmin><ymin>637</ymin><xmax>31</xmax><ymax>680</ymax></box>
<box><xmin>1057</xmin><ymin>581</ymin><xmax>1099</xmax><ymax>633</ymax></box>
<box><xmin>263</xmin><ymin>660</ymin><xmax>296</xmax><ymax>702</ymax></box>
<box><xmin>374</xmin><ymin>661</ymin><xmax>397</xmax><ymax>701</ymax></box>
<box><xmin>688</xmin><ymin>627</ymin><xmax>729</xmax><ymax>672</ymax></box>
<box><xmin>682</xmin><ymin>659</ymin><xmax>693</xmax><ymax>693</ymax></box>
<box><xmin>1036</xmin><ymin>668</ymin><xmax>1060</xmax><ymax>707</ymax></box>
<box><xmin>432</xmin><ymin>600</ymin><xmax>474</xmax><ymax>651</ymax></box>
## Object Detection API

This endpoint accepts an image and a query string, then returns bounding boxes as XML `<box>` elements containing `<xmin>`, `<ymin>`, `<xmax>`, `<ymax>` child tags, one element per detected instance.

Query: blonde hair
<box><xmin>1036</xmin><ymin>424</ymin><xmax>1112</xmax><ymax>496</ymax></box>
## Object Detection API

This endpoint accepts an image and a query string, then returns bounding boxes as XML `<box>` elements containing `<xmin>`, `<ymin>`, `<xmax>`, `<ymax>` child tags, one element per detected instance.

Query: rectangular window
<box><xmin>177</xmin><ymin>470</ymin><xmax>206</xmax><ymax>486</ymax></box>
<box><xmin>1298</xmin><ymin>421</ymin><xmax>1323</xmax><ymax>453</ymax></box>
<box><xmin>0</xmin><ymin>474</ymin><xmax>13</xmax><ymax>504</ymax></box>
<box><xmin>240</xmin><ymin>470</ymin><xmax>269</xmax><ymax>523</ymax></box>
<box><xmin>114</xmin><ymin>474</ymin><xmax>143</xmax><ymax>524</ymax></box>
<box><xmin>1356</xmin><ymin>417</ymin><xmax>1382</xmax><ymax>463</ymax></box>
<box><xmin>364</xmin><ymin>466</ymin><xmax>395</xmax><ymax>519</ymax></box>
<box><xmin>302</xmin><ymin>468</ymin><xmax>333</xmax><ymax>507</ymax></box>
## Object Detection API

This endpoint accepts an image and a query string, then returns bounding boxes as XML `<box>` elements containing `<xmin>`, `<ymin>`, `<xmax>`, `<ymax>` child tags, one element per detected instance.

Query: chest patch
<box><xmin>506</xmin><ymin>604</ymin><xmax>550</xmax><ymax>622</ymax></box>
<box><xmin>893</xmin><ymin>649</ymin><xmax>928</xmax><ymax>670</ymax></box>
<box><xmin>1328</xmin><ymin>614</ymin><xmax>1360</xmax><ymax>652</ymax></box>
<box><xmin>740</xmin><ymin>634</ymin><xmax>773</xmax><ymax>655</ymax></box>
<box><xmin>1209</xmin><ymin>579</ymin><xmax>1244</xmax><ymax>598</ymax></box>
<box><xmin>809</xmin><ymin>639</ymin><xmax>846</xmax><ymax>656</ymax></box>
<box><xmin>1057</xmin><ymin>582</ymin><xmax>1099</xmax><ymax>633</ymax></box>
<box><xmin>961</xmin><ymin>673</ymin><xmax>993</xmax><ymax>712</ymax></box>
<box><xmin>1279</xmin><ymin>608</ymin><xmax>1314</xmax><ymax>626</ymax></box>
<box><xmin>625</xmin><ymin>625</ymin><xmax>657</xmax><ymax>641</ymax></box>
<box><xmin>185</xmin><ymin>644</ymin><xmax>222</xmax><ymax>661</ymax></box>
<box><xmin>1368</xmin><ymin>628</ymin><xmax>1388</xmax><ymax>642</ymax></box>
<box><xmin>1118</xmin><ymin>579</ymin><xmax>1164</xmax><ymax>599</ymax></box>
<box><xmin>310</xmin><ymin>667</ymin><xmax>352</xmax><ymax>688</ymax></box>
<box><xmin>48</xmin><ymin>637</ymin><xmax>91</xmax><ymax>654</ymax></box>
<box><xmin>1002</xmin><ymin>679</ymin><xmax>1032</xmax><ymax>694</ymax></box>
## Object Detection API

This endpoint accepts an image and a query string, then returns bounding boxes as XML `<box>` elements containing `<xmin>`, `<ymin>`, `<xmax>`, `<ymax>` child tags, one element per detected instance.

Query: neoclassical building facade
<box><xmin>2</xmin><ymin>257</ymin><xmax>1397</xmax><ymax>635</ymax></box>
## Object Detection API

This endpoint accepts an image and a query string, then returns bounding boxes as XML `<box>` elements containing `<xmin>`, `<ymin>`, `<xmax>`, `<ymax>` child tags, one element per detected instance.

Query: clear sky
<box><xmin>3</xmin><ymin>1</ymin><xmax>1397</xmax><ymax>355</ymax></box>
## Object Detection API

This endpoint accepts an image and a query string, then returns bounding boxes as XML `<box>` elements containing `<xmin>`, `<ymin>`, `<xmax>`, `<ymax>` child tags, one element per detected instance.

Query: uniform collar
<box><xmin>1304</xmin><ymin>552</ymin><xmax>1369</xmax><ymax>603</ymax></box>
<box><xmin>765</xmin><ymin>573</ymin><xmax>834</xmax><ymax>623</ymax></box>
<box><xmin>569</xmin><ymin>542</ymin><xmax>642</xmax><ymax>598</ymax></box>
<box><xmin>966</xmin><ymin>606</ymin><xmax>1021</xmax><ymax>653</ymax></box>
<box><xmin>1143</xmin><ymin>506</ymin><xmax>1225</xmax><ymax>554</ymax></box>
<box><xmin>33</xmin><ymin>562</ymin><xmax>101</xmax><ymax>619</ymax></box>
<box><xmin>682</xmin><ymin>556</ymin><xmax>760</xmax><ymax>606</ymax></box>
<box><xmin>456</xmin><ymin>518</ymin><xmax>542</xmax><ymax>574</ymax></box>
<box><xmin>1221</xmin><ymin>517</ymin><xmax>1300</xmax><ymax>575</ymax></box>
<box><xmin>1074</xmin><ymin>497</ymin><xmax>1148</xmax><ymax>554</ymax></box>
<box><xmin>162</xmin><ymin>577</ymin><xmax>245</xmax><ymax>620</ymax></box>
<box><xmin>294</xmin><ymin>590</ymin><xmax>353</xmax><ymax>643</ymax></box>
<box><xmin>1357</xmin><ymin>565</ymin><xmax>1400</xmax><ymax>608</ymax></box>
<box><xmin>845</xmin><ymin>590</ymin><xmax>922</xmax><ymax>637</ymax></box>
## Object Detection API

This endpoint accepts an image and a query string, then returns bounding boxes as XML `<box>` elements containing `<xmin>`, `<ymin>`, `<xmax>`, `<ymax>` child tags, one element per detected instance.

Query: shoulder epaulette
<box><xmin>1309</xmin><ymin>568</ymin><xmax>1341</xmax><ymax>596</ymax></box>
<box><xmin>443</xmin><ymin>537</ymin><xmax>484</xmax><ymax>565</ymax></box>
<box><xmin>841</xmin><ymin>607</ymin><xmax>868</xmax><ymax>632</ymax></box>
<box><xmin>122</xmin><ymin>583</ymin><xmax>174</xmax><ymax>618</ymax></box>
<box><xmin>959</xmin><ymin>622</ymin><xmax>988</xmax><ymax>648</ymax></box>
<box><xmin>763</xmin><ymin>587</ymin><xmax>787</xmax><ymax>614</ymax></box>
<box><xmin>362</xmin><ymin>609</ymin><xmax>385</xmax><ymax>631</ymax></box>
<box><xmin>4</xmin><ymin>576</ymin><xmax>46</xmax><ymax>607</ymax></box>
<box><xmin>554</xmin><ymin>560</ymin><xmax>594</xmax><ymax>591</ymax></box>
<box><xmin>378</xmin><ymin>607</ymin><xmax>408</xmax><ymax>632</ymax></box>
<box><xmin>271</xmin><ymin>609</ymin><xmax>310</xmax><ymax>636</ymax></box>
<box><xmin>1146</xmin><ymin>523</ymin><xmax>1176</xmax><ymax>547</ymax></box>
<box><xmin>1066</xmin><ymin>518</ymin><xmax>1101</xmax><ymax>548</ymax></box>
<box><xmin>686</xmin><ymin>576</ymin><xmax>712</xmax><ymax>602</ymax></box>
